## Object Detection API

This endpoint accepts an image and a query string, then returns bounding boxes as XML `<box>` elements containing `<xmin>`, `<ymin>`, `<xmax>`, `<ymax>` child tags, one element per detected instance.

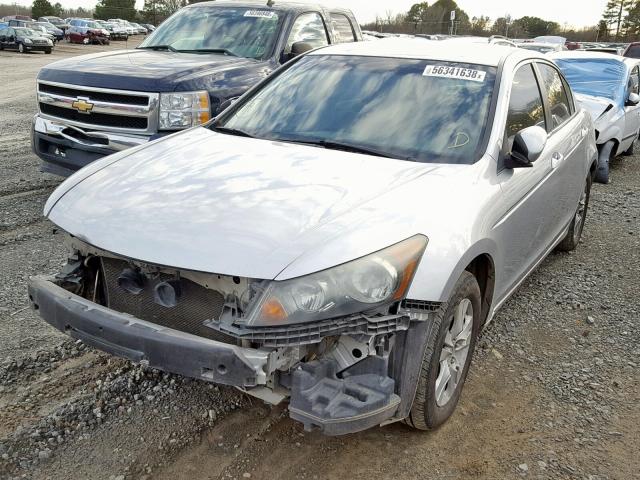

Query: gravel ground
<box><xmin>0</xmin><ymin>41</ymin><xmax>638</xmax><ymax>480</ymax></box>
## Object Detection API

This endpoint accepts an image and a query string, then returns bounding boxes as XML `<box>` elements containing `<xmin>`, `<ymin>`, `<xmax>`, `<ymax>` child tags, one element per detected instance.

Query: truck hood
<box><xmin>37</xmin><ymin>49</ymin><xmax>267</xmax><ymax>92</ymax></box>
<box><xmin>45</xmin><ymin>128</ymin><xmax>477</xmax><ymax>280</ymax></box>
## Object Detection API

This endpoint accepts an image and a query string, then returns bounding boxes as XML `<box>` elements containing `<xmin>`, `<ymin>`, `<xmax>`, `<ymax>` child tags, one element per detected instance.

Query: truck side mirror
<box><xmin>282</xmin><ymin>41</ymin><xmax>313</xmax><ymax>63</ymax></box>
<box><xmin>626</xmin><ymin>92</ymin><xmax>640</xmax><ymax>106</ymax></box>
<box><xmin>291</xmin><ymin>41</ymin><xmax>313</xmax><ymax>56</ymax></box>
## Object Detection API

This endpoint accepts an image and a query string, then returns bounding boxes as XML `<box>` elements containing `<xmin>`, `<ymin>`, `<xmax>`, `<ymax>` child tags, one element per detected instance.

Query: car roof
<box><xmin>186</xmin><ymin>0</ymin><xmax>351</xmax><ymax>14</ymax></box>
<box><xmin>308</xmin><ymin>37</ymin><xmax>545</xmax><ymax>67</ymax></box>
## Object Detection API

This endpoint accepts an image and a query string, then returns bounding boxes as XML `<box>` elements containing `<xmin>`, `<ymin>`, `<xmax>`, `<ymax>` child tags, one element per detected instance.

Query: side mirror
<box><xmin>626</xmin><ymin>92</ymin><xmax>640</xmax><ymax>106</ymax></box>
<box><xmin>504</xmin><ymin>126</ymin><xmax>547</xmax><ymax>169</ymax></box>
<box><xmin>291</xmin><ymin>41</ymin><xmax>313</xmax><ymax>57</ymax></box>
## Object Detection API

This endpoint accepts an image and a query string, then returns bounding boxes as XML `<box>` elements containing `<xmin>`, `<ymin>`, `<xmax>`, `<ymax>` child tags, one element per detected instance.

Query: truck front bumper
<box><xmin>28</xmin><ymin>276</ymin><xmax>271</xmax><ymax>388</ymax></box>
<box><xmin>32</xmin><ymin>115</ymin><xmax>166</xmax><ymax>177</ymax></box>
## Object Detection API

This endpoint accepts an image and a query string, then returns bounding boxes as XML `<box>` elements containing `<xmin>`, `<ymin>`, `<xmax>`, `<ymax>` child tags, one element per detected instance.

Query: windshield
<box><xmin>15</xmin><ymin>28</ymin><xmax>37</xmax><ymax>37</ymax></box>
<box><xmin>554</xmin><ymin>58</ymin><xmax>625</xmax><ymax>102</ymax></box>
<box><xmin>139</xmin><ymin>6</ymin><xmax>282</xmax><ymax>60</ymax></box>
<box><xmin>216</xmin><ymin>56</ymin><xmax>497</xmax><ymax>164</ymax></box>
<box><xmin>626</xmin><ymin>45</ymin><xmax>640</xmax><ymax>58</ymax></box>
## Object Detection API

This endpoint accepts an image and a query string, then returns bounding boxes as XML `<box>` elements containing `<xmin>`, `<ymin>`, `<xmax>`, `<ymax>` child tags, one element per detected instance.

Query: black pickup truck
<box><xmin>32</xmin><ymin>1</ymin><xmax>362</xmax><ymax>176</ymax></box>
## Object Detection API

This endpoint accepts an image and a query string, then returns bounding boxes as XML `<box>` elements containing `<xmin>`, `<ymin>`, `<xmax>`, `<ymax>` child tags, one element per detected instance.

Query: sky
<box><xmin>9</xmin><ymin>0</ymin><xmax>609</xmax><ymax>27</ymax></box>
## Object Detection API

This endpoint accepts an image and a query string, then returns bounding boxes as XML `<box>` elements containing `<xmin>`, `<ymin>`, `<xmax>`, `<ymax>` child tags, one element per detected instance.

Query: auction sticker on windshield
<box><xmin>423</xmin><ymin>65</ymin><xmax>487</xmax><ymax>82</ymax></box>
<box><xmin>244</xmin><ymin>10</ymin><xmax>277</xmax><ymax>18</ymax></box>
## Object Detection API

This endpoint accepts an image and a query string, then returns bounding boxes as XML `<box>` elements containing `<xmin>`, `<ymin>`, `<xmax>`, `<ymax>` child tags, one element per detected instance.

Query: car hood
<box><xmin>45</xmin><ymin>128</ymin><xmax>473</xmax><ymax>280</ymax></box>
<box><xmin>37</xmin><ymin>49</ymin><xmax>266</xmax><ymax>92</ymax></box>
<box><xmin>575</xmin><ymin>93</ymin><xmax>616</xmax><ymax>123</ymax></box>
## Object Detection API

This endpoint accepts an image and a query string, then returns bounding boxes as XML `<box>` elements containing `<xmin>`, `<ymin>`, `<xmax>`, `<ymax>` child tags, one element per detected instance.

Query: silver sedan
<box><xmin>30</xmin><ymin>39</ymin><xmax>597</xmax><ymax>435</ymax></box>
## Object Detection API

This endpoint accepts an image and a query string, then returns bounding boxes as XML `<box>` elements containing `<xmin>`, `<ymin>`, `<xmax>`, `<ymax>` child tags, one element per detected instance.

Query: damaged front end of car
<box><xmin>29</xmin><ymin>234</ymin><xmax>440</xmax><ymax>435</ymax></box>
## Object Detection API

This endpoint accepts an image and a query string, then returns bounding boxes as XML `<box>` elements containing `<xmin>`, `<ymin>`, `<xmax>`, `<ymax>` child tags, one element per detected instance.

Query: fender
<box><xmin>430</xmin><ymin>238</ymin><xmax>498</xmax><ymax>304</ymax></box>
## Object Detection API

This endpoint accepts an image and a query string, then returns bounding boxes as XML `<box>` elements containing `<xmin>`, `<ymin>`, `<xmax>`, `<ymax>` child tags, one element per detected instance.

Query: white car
<box><xmin>552</xmin><ymin>51</ymin><xmax>640</xmax><ymax>183</ymax></box>
<box><xmin>30</xmin><ymin>39</ymin><xmax>596</xmax><ymax>435</ymax></box>
<box><xmin>519</xmin><ymin>42</ymin><xmax>565</xmax><ymax>54</ymax></box>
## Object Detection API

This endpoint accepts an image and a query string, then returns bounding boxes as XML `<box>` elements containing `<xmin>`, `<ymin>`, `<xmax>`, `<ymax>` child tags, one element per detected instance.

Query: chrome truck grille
<box><xmin>100</xmin><ymin>257</ymin><xmax>236</xmax><ymax>344</ymax></box>
<box><xmin>37</xmin><ymin>81</ymin><xmax>159</xmax><ymax>133</ymax></box>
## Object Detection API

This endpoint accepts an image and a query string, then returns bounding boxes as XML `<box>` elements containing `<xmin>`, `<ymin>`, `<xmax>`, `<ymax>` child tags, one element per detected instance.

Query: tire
<box><xmin>45</xmin><ymin>49</ymin><xmax>52</xmax><ymax>54</ymax></box>
<box><xmin>18</xmin><ymin>43</ymin><xmax>25</xmax><ymax>54</ymax></box>
<box><xmin>556</xmin><ymin>173</ymin><xmax>591</xmax><ymax>252</ymax></box>
<box><xmin>406</xmin><ymin>271</ymin><xmax>482</xmax><ymax>430</ymax></box>
<box><xmin>595</xmin><ymin>141</ymin><xmax>614</xmax><ymax>184</ymax></box>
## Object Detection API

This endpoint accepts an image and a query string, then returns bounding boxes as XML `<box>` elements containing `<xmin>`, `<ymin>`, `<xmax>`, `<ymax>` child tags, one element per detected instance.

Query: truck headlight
<box><xmin>159</xmin><ymin>91</ymin><xmax>211</xmax><ymax>130</ymax></box>
<box><xmin>244</xmin><ymin>235</ymin><xmax>427</xmax><ymax>326</ymax></box>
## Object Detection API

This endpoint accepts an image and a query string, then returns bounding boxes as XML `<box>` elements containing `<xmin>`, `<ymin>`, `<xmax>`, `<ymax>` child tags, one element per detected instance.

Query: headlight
<box><xmin>244</xmin><ymin>235</ymin><xmax>427</xmax><ymax>326</ymax></box>
<box><xmin>47</xmin><ymin>39</ymin><xmax>53</xmax><ymax>45</ymax></box>
<box><xmin>159</xmin><ymin>91</ymin><xmax>211</xmax><ymax>130</ymax></box>
<box><xmin>24</xmin><ymin>38</ymin><xmax>33</xmax><ymax>44</ymax></box>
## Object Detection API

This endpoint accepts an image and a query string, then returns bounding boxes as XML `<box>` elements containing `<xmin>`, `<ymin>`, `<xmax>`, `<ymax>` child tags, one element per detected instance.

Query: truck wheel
<box><xmin>45</xmin><ymin>49</ymin><xmax>52</xmax><ymax>54</ymax></box>
<box><xmin>556</xmin><ymin>173</ymin><xmax>591</xmax><ymax>252</ymax></box>
<box><xmin>406</xmin><ymin>271</ymin><xmax>481</xmax><ymax>430</ymax></box>
<box><xmin>595</xmin><ymin>141</ymin><xmax>614</xmax><ymax>184</ymax></box>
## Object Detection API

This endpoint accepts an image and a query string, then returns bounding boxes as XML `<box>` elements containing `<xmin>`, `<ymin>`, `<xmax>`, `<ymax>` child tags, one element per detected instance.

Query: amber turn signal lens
<box><xmin>260</xmin><ymin>298</ymin><xmax>288</xmax><ymax>322</ymax></box>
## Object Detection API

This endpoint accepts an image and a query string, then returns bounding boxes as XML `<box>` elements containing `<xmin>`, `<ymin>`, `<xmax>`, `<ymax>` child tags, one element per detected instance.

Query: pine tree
<box><xmin>31</xmin><ymin>0</ymin><xmax>56</xmax><ymax>18</ymax></box>
<box><xmin>602</xmin><ymin>0</ymin><xmax>633</xmax><ymax>40</ymax></box>
<box><xmin>94</xmin><ymin>0</ymin><xmax>137</xmax><ymax>21</ymax></box>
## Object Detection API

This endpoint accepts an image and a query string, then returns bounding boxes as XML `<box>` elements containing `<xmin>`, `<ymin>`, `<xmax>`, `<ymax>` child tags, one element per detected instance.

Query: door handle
<box><xmin>551</xmin><ymin>152</ymin><xmax>564</xmax><ymax>169</ymax></box>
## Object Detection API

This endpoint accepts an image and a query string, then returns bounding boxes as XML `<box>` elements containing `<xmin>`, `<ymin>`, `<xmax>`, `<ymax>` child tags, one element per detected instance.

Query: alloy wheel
<box><xmin>572</xmin><ymin>185</ymin><xmax>588</xmax><ymax>244</ymax></box>
<box><xmin>435</xmin><ymin>298</ymin><xmax>473</xmax><ymax>407</ymax></box>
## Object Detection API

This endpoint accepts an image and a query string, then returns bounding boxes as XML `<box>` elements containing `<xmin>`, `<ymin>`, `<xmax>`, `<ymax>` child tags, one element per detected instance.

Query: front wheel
<box><xmin>406</xmin><ymin>271</ymin><xmax>481</xmax><ymax>430</ymax></box>
<box><xmin>556</xmin><ymin>173</ymin><xmax>591</xmax><ymax>252</ymax></box>
<box><xmin>595</xmin><ymin>141</ymin><xmax>614</xmax><ymax>184</ymax></box>
<box><xmin>45</xmin><ymin>49</ymin><xmax>52</xmax><ymax>54</ymax></box>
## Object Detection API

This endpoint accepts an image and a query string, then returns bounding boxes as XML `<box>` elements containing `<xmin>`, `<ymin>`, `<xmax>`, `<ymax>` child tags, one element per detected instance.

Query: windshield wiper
<box><xmin>289</xmin><ymin>139</ymin><xmax>409</xmax><ymax>160</ymax></box>
<box><xmin>175</xmin><ymin>48</ymin><xmax>239</xmax><ymax>57</ymax></box>
<box><xmin>212</xmin><ymin>126</ymin><xmax>254</xmax><ymax>138</ymax></box>
<box><xmin>137</xmin><ymin>45</ymin><xmax>177</xmax><ymax>52</ymax></box>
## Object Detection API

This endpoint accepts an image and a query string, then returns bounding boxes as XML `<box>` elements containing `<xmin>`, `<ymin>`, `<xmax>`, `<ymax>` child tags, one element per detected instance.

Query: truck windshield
<box><xmin>216</xmin><ymin>55</ymin><xmax>497</xmax><ymax>164</ymax></box>
<box><xmin>139</xmin><ymin>6</ymin><xmax>282</xmax><ymax>60</ymax></box>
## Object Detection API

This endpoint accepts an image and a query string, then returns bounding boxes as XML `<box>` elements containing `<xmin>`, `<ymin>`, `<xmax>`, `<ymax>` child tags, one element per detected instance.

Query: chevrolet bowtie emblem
<box><xmin>72</xmin><ymin>98</ymin><xmax>94</xmax><ymax>113</ymax></box>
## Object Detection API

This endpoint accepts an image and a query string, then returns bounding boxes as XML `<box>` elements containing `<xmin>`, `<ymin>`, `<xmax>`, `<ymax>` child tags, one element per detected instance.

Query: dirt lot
<box><xmin>1</xmin><ymin>40</ymin><xmax>639</xmax><ymax>480</ymax></box>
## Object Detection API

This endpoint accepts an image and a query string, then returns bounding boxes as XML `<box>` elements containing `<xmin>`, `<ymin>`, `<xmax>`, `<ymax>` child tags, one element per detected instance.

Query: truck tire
<box><xmin>556</xmin><ymin>173</ymin><xmax>591</xmax><ymax>252</ymax></box>
<box><xmin>406</xmin><ymin>271</ymin><xmax>481</xmax><ymax>430</ymax></box>
<box><xmin>595</xmin><ymin>140</ymin><xmax>614</xmax><ymax>184</ymax></box>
